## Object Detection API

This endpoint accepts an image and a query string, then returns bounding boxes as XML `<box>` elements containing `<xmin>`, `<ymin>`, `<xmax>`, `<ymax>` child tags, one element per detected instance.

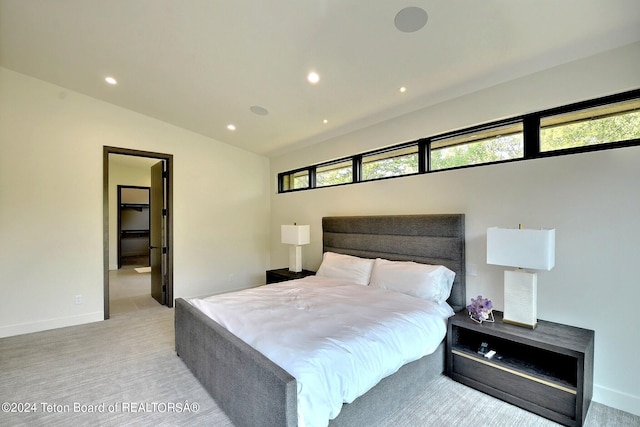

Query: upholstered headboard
<box><xmin>322</xmin><ymin>214</ymin><xmax>466</xmax><ymax>312</ymax></box>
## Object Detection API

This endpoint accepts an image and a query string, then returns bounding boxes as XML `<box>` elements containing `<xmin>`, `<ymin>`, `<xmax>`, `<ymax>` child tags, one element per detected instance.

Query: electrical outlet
<box><xmin>75</xmin><ymin>295</ymin><xmax>83</xmax><ymax>305</ymax></box>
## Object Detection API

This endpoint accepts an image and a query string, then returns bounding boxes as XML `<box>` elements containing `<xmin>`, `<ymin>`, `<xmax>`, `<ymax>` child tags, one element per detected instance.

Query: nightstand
<box><xmin>447</xmin><ymin>310</ymin><xmax>594</xmax><ymax>427</ymax></box>
<box><xmin>265</xmin><ymin>268</ymin><xmax>315</xmax><ymax>284</ymax></box>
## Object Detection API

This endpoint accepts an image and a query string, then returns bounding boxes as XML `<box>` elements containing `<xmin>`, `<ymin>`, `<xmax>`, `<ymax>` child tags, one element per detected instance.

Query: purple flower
<box><xmin>467</xmin><ymin>295</ymin><xmax>493</xmax><ymax>323</ymax></box>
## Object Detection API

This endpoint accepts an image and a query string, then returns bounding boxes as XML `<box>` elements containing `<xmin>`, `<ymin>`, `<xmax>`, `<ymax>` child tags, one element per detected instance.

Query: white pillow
<box><xmin>369</xmin><ymin>258</ymin><xmax>455</xmax><ymax>303</ymax></box>
<box><xmin>315</xmin><ymin>252</ymin><xmax>375</xmax><ymax>285</ymax></box>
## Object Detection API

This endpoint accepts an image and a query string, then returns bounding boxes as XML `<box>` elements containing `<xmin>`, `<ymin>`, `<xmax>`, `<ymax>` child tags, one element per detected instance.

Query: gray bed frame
<box><xmin>175</xmin><ymin>214</ymin><xmax>465</xmax><ymax>427</ymax></box>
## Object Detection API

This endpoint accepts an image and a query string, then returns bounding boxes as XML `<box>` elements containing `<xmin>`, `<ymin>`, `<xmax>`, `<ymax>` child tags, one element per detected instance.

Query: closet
<box><xmin>118</xmin><ymin>186</ymin><xmax>150</xmax><ymax>268</ymax></box>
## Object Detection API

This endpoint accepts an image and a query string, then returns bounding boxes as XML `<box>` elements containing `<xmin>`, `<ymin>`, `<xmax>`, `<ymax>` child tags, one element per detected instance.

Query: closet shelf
<box><xmin>121</xmin><ymin>203</ymin><xmax>149</xmax><ymax>211</ymax></box>
<box><xmin>120</xmin><ymin>230</ymin><xmax>150</xmax><ymax>237</ymax></box>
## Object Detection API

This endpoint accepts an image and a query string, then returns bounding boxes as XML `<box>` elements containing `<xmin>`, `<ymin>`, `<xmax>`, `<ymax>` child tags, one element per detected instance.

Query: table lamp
<box><xmin>487</xmin><ymin>225</ymin><xmax>555</xmax><ymax>328</ymax></box>
<box><xmin>281</xmin><ymin>224</ymin><xmax>310</xmax><ymax>272</ymax></box>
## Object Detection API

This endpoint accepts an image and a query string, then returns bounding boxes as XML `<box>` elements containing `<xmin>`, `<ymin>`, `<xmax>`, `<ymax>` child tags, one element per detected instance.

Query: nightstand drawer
<box><xmin>265</xmin><ymin>273</ymin><xmax>289</xmax><ymax>284</ymax></box>
<box><xmin>266</xmin><ymin>268</ymin><xmax>315</xmax><ymax>284</ymax></box>
<box><xmin>452</xmin><ymin>351</ymin><xmax>576</xmax><ymax>419</ymax></box>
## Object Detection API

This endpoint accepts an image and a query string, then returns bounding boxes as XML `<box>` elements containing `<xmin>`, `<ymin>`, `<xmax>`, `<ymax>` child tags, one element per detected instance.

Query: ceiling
<box><xmin>1</xmin><ymin>1</ymin><xmax>639</xmax><ymax>157</ymax></box>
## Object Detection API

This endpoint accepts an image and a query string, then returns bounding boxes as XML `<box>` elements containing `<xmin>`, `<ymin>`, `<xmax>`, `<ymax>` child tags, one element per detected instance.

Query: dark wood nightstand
<box><xmin>265</xmin><ymin>268</ymin><xmax>315</xmax><ymax>284</ymax></box>
<box><xmin>447</xmin><ymin>310</ymin><xmax>594</xmax><ymax>427</ymax></box>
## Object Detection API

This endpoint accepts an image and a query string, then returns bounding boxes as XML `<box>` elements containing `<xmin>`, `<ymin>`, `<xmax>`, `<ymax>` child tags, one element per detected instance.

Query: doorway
<box><xmin>103</xmin><ymin>146</ymin><xmax>174</xmax><ymax>320</ymax></box>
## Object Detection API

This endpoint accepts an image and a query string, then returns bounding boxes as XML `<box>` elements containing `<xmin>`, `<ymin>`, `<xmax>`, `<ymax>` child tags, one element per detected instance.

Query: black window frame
<box><xmin>428</xmin><ymin>118</ymin><xmax>525</xmax><ymax>172</ymax></box>
<box><xmin>538</xmin><ymin>96</ymin><xmax>640</xmax><ymax>154</ymax></box>
<box><xmin>314</xmin><ymin>158</ymin><xmax>355</xmax><ymax>188</ymax></box>
<box><xmin>278</xmin><ymin>167</ymin><xmax>312</xmax><ymax>193</ymax></box>
<box><xmin>277</xmin><ymin>89</ymin><xmax>640</xmax><ymax>194</ymax></box>
<box><xmin>360</xmin><ymin>142</ymin><xmax>422</xmax><ymax>182</ymax></box>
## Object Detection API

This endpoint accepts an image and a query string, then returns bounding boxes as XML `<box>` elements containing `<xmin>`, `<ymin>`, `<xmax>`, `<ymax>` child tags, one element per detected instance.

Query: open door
<box><xmin>104</xmin><ymin>146</ymin><xmax>173</xmax><ymax>319</ymax></box>
<box><xmin>150</xmin><ymin>161</ymin><xmax>166</xmax><ymax>305</ymax></box>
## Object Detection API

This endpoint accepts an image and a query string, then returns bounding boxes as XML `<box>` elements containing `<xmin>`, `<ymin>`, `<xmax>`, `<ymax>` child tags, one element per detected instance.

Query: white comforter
<box><xmin>189</xmin><ymin>276</ymin><xmax>454</xmax><ymax>427</ymax></box>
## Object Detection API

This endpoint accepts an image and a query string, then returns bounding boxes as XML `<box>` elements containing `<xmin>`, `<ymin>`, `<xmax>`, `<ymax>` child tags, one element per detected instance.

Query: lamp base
<box><xmin>288</xmin><ymin>245</ymin><xmax>302</xmax><ymax>273</ymax></box>
<box><xmin>503</xmin><ymin>270</ymin><xmax>537</xmax><ymax>329</ymax></box>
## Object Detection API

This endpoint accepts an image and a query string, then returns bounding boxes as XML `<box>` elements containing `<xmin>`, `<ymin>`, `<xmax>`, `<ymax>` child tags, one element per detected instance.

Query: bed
<box><xmin>175</xmin><ymin>214</ymin><xmax>465</xmax><ymax>427</ymax></box>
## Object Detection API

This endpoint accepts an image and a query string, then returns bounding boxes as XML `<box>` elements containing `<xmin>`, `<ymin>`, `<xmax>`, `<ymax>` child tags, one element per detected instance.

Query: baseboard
<box><xmin>594</xmin><ymin>384</ymin><xmax>640</xmax><ymax>416</ymax></box>
<box><xmin>0</xmin><ymin>311</ymin><xmax>103</xmax><ymax>338</ymax></box>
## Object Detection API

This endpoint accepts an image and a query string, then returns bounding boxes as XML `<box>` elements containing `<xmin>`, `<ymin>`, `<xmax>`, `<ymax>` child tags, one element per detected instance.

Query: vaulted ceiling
<box><xmin>1</xmin><ymin>1</ymin><xmax>639</xmax><ymax>156</ymax></box>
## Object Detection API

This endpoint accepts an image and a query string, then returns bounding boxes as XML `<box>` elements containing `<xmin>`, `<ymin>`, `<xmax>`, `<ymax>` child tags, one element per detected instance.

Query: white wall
<box><xmin>270</xmin><ymin>42</ymin><xmax>640</xmax><ymax>415</ymax></box>
<box><xmin>0</xmin><ymin>67</ymin><xmax>271</xmax><ymax>337</ymax></box>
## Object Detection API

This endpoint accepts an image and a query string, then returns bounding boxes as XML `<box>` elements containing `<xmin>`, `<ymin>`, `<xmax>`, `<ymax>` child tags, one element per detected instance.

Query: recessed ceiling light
<box><xmin>227</xmin><ymin>124</ymin><xmax>236</xmax><ymax>131</ymax></box>
<box><xmin>250</xmin><ymin>105</ymin><xmax>269</xmax><ymax>116</ymax></box>
<box><xmin>394</xmin><ymin>7</ymin><xmax>428</xmax><ymax>33</ymax></box>
<box><xmin>105</xmin><ymin>76</ymin><xmax>117</xmax><ymax>85</ymax></box>
<box><xmin>399</xmin><ymin>86</ymin><xmax>407</xmax><ymax>93</ymax></box>
<box><xmin>323</xmin><ymin>119</ymin><xmax>328</xmax><ymax>124</ymax></box>
<box><xmin>307</xmin><ymin>71</ymin><xmax>320</xmax><ymax>85</ymax></box>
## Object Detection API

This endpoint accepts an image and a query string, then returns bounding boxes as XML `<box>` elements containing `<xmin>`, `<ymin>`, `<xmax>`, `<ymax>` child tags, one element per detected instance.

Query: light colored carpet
<box><xmin>0</xmin><ymin>307</ymin><xmax>232</xmax><ymax>427</ymax></box>
<box><xmin>1</xmin><ymin>305</ymin><xmax>638</xmax><ymax>427</ymax></box>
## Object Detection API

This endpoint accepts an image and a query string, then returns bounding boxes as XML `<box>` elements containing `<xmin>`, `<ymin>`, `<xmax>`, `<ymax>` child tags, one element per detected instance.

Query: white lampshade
<box><xmin>281</xmin><ymin>225</ymin><xmax>310</xmax><ymax>246</ymax></box>
<box><xmin>487</xmin><ymin>227</ymin><xmax>555</xmax><ymax>271</ymax></box>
